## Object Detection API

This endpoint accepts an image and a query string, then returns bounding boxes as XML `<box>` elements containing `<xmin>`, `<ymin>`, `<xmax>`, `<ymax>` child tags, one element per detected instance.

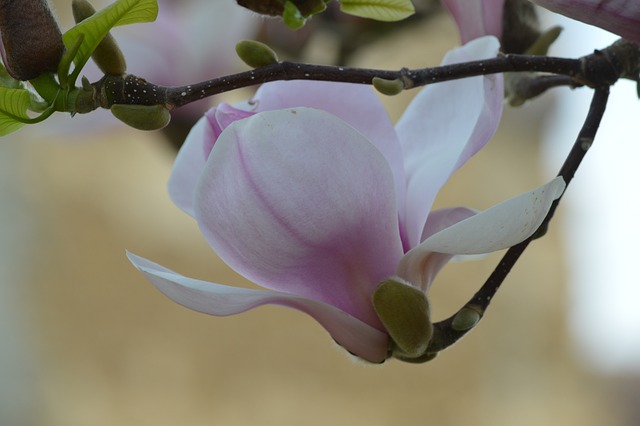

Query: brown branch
<box><xmin>426</xmin><ymin>86</ymin><xmax>611</xmax><ymax>355</ymax></box>
<box><xmin>89</xmin><ymin>39</ymin><xmax>638</xmax><ymax>111</ymax></box>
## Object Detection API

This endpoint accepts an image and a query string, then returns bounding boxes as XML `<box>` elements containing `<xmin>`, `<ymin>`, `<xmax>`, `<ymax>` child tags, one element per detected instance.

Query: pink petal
<box><xmin>127</xmin><ymin>252</ymin><xmax>390</xmax><ymax>363</ymax></box>
<box><xmin>420</xmin><ymin>177</ymin><xmax>566</xmax><ymax>255</ymax></box>
<box><xmin>442</xmin><ymin>0</ymin><xmax>505</xmax><ymax>43</ymax></box>
<box><xmin>204</xmin><ymin>104</ymin><xmax>256</xmax><ymax>157</ymax></box>
<box><xmin>194</xmin><ymin>108</ymin><xmax>404</xmax><ymax>328</ymax></box>
<box><xmin>167</xmin><ymin>116</ymin><xmax>213</xmax><ymax>217</ymax></box>
<box><xmin>251</xmin><ymin>81</ymin><xmax>407</xmax><ymax>226</ymax></box>
<box><xmin>169</xmin><ymin>104</ymin><xmax>257</xmax><ymax>216</ymax></box>
<box><xmin>397</xmin><ymin>207</ymin><xmax>477</xmax><ymax>292</ymax></box>
<box><xmin>396</xmin><ymin>36</ymin><xmax>504</xmax><ymax>248</ymax></box>
<box><xmin>531</xmin><ymin>0</ymin><xmax>640</xmax><ymax>44</ymax></box>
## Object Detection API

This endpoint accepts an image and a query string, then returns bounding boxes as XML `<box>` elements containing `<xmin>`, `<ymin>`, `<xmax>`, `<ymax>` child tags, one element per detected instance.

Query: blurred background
<box><xmin>1</xmin><ymin>1</ymin><xmax>638</xmax><ymax>425</ymax></box>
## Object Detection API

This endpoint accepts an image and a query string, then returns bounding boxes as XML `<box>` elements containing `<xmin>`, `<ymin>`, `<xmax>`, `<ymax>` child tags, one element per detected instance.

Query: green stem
<box><xmin>28</xmin><ymin>73</ymin><xmax>60</xmax><ymax>104</ymax></box>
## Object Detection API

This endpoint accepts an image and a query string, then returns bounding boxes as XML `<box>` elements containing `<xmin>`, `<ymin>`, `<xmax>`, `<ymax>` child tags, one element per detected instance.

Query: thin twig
<box><xmin>427</xmin><ymin>86</ymin><xmax>611</xmax><ymax>354</ymax></box>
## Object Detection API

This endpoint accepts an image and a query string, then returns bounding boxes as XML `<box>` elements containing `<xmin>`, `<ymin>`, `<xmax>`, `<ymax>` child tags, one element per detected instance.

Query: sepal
<box><xmin>373</xmin><ymin>278</ymin><xmax>433</xmax><ymax>359</ymax></box>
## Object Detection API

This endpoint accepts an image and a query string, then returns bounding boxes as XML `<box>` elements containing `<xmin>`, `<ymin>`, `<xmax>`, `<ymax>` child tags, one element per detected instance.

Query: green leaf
<box><xmin>0</xmin><ymin>63</ymin><xmax>24</xmax><ymax>90</ymax></box>
<box><xmin>340</xmin><ymin>0</ymin><xmax>414</xmax><ymax>21</ymax></box>
<box><xmin>62</xmin><ymin>0</ymin><xmax>158</xmax><ymax>83</ymax></box>
<box><xmin>0</xmin><ymin>87</ymin><xmax>32</xmax><ymax>135</ymax></box>
<box><xmin>282</xmin><ymin>1</ymin><xmax>306</xmax><ymax>30</ymax></box>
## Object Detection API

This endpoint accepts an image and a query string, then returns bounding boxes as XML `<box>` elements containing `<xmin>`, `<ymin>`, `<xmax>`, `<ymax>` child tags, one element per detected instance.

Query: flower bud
<box><xmin>451</xmin><ymin>306</ymin><xmax>482</xmax><ymax>331</ymax></box>
<box><xmin>235</xmin><ymin>40</ymin><xmax>279</xmax><ymax>68</ymax></box>
<box><xmin>372</xmin><ymin>77</ymin><xmax>404</xmax><ymax>96</ymax></box>
<box><xmin>0</xmin><ymin>0</ymin><xmax>64</xmax><ymax>80</ymax></box>
<box><xmin>237</xmin><ymin>0</ymin><xmax>327</xmax><ymax>15</ymax></box>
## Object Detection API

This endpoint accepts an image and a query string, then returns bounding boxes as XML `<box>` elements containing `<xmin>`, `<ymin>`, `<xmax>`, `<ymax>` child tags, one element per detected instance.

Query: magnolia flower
<box><xmin>530</xmin><ymin>0</ymin><xmax>640</xmax><ymax>44</ymax></box>
<box><xmin>441</xmin><ymin>0</ymin><xmax>505</xmax><ymax>43</ymax></box>
<box><xmin>128</xmin><ymin>36</ymin><xmax>564</xmax><ymax>363</ymax></box>
<box><xmin>442</xmin><ymin>0</ymin><xmax>640</xmax><ymax>45</ymax></box>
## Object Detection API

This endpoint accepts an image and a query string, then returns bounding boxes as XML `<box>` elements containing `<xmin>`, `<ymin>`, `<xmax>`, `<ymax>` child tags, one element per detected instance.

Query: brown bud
<box><xmin>237</xmin><ymin>0</ymin><xmax>326</xmax><ymax>18</ymax></box>
<box><xmin>0</xmin><ymin>0</ymin><xmax>65</xmax><ymax>80</ymax></box>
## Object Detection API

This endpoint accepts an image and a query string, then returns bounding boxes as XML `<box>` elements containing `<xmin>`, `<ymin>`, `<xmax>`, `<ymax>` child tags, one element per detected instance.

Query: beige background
<box><xmin>0</xmin><ymin>4</ymin><xmax>633</xmax><ymax>426</ymax></box>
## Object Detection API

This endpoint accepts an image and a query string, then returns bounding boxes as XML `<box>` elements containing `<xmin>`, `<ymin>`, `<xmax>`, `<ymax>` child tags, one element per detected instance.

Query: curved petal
<box><xmin>397</xmin><ymin>207</ymin><xmax>477</xmax><ymax>292</ymax></box>
<box><xmin>396</xmin><ymin>36</ymin><xmax>504</xmax><ymax>248</ymax></box>
<box><xmin>420</xmin><ymin>177</ymin><xmax>566</xmax><ymax>255</ymax></box>
<box><xmin>251</xmin><ymin>81</ymin><xmax>407</xmax><ymax>225</ymax></box>
<box><xmin>204</xmin><ymin>104</ymin><xmax>256</xmax><ymax>157</ymax></box>
<box><xmin>421</xmin><ymin>207</ymin><xmax>478</xmax><ymax>242</ymax></box>
<box><xmin>167</xmin><ymin>116</ymin><xmax>213</xmax><ymax>217</ymax></box>
<box><xmin>442</xmin><ymin>0</ymin><xmax>505</xmax><ymax>43</ymax></box>
<box><xmin>531</xmin><ymin>0</ymin><xmax>640</xmax><ymax>45</ymax></box>
<box><xmin>127</xmin><ymin>252</ymin><xmax>389</xmax><ymax>363</ymax></box>
<box><xmin>194</xmin><ymin>108</ymin><xmax>404</xmax><ymax>328</ymax></box>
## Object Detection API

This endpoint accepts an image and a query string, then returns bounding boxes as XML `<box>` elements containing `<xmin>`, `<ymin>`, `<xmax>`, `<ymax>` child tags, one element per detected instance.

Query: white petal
<box><xmin>127</xmin><ymin>252</ymin><xmax>390</xmax><ymax>363</ymax></box>
<box><xmin>420</xmin><ymin>177</ymin><xmax>566</xmax><ymax>254</ymax></box>
<box><xmin>396</xmin><ymin>36</ymin><xmax>504</xmax><ymax>248</ymax></box>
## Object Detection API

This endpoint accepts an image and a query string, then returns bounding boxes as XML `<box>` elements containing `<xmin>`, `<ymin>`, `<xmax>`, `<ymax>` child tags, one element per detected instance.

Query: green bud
<box><xmin>373</xmin><ymin>278</ymin><xmax>433</xmax><ymax>359</ymax></box>
<box><xmin>236</xmin><ymin>40</ymin><xmax>279</xmax><ymax>68</ymax></box>
<box><xmin>72</xmin><ymin>0</ymin><xmax>126</xmax><ymax>75</ymax></box>
<box><xmin>524</xmin><ymin>26</ymin><xmax>562</xmax><ymax>56</ymax></box>
<box><xmin>501</xmin><ymin>0</ymin><xmax>541</xmax><ymax>54</ymax></box>
<box><xmin>110</xmin><ymin>103</ymin><xmax>171</xmax><ymax>131</ymax></box>
<box><xmin>451</xmin><ymin>306</ymin><xmax>482</xmax><ymax>331</ymax></box>
<box><xmin>282</xmin><ymin>1</ymin><xmax>306</xmax><ymax>30</ymax></box>
<box><xmin>0</xmin><ymin>0</ymin><xmax>65</xmax><ymax>80</ymax></box>
<box><xmin>372</xmin><ymin>77</ymin><xmax>404</xmax><ymax>96</ymax></box>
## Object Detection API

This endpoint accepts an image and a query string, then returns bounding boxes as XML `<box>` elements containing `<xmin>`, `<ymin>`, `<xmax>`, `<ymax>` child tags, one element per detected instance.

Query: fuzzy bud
<box><xmin>0</xmin><ymin>0</ymin><xmax>64</xmax><ymax>80</ymax></box>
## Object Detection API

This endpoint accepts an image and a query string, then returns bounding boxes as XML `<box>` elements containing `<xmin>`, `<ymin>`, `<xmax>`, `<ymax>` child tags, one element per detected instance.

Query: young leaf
<box><xmin>62</xmin><ymin>0</ymin><xmax>158</xmax><ymax>84</ymax></box>
<box><xmin>0</xmin><ymin>63</ymin><xmax>24</xmax><ymax>90</ymax></box>
<box><xmin>340</xmin><ymin>0</ymin><xmax>414</xmax><ymax>21</ymax></box>
<box><xmin>0</xmin><ymin>87</ymin><xmax>32</xmax><ymax>135</ymax></box>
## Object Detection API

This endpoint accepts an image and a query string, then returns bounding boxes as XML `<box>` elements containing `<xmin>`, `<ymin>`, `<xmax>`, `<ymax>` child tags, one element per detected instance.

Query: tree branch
<box><xmin>427</xmin><ymin>86</ymin><xmax>611</xmax><ymax>354</ymax></box>
<box><xmin>89</xmin><ymin>39</ymin><xmax>637</xmax><ymax>112</ymax></box>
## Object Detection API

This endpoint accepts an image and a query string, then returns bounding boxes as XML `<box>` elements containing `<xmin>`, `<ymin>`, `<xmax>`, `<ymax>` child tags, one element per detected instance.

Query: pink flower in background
<box><xmin>116</xmin><ymin>0</ymin><xmax>258</xmax><ymax>119</ymax></box>
<box><xmin>442</xmin><ymin>0</ymin><xmax>640</xmax><ymax>45</ymax></box>
<box><xmin>53</xmin><ymin>0</ymin><xmax>258</xmax><ymax>132</ymax></box>
<box><xmin>128</xmin><ymin>37</ymin><xmax>564</xmax><ymax>362</ymax></box>
<box><xmin>116</xmin><ymin>0</ymin><xmax>254</xmax><ymax>87</ymax></box>
<box><xmin>441</xmin><ymin>0</ymin><xmax>505</xmax><ymax>43</ymax></box>
<box><xmin>530</xmin><ymin>0</ymin><xmax>640</xmax><ymax>44</ymax></box>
